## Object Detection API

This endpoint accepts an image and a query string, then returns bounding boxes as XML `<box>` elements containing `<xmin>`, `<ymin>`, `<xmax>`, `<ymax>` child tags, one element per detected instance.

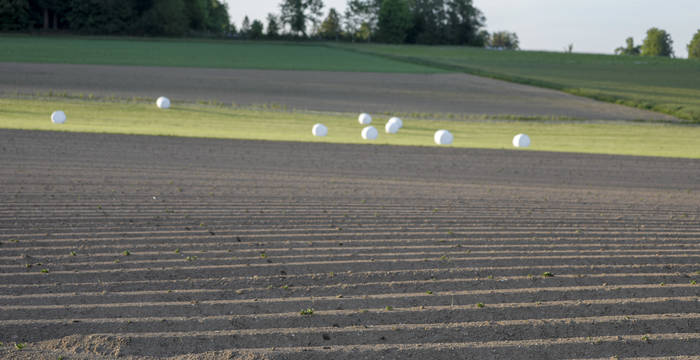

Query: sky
<box><xmin>227</xmin><ymin>0</ymin><xmax>699</xmax><ymax>58</ymax></box>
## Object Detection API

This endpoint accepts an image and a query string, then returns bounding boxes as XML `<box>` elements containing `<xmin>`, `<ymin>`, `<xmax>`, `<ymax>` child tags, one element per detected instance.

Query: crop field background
<box><xmin>335</xmin><ymin>43</ymin><xmax>700</xmax><ymax>122</ymax></box>
<box><xmin>1</xmin><ymin>98</ymin><xmax>700</xmax><ymax>158</ymax></box>
<box><xmin>1</xmin><ymin>36</ymin><xmax>700</xmax><ymax>359</ymax></box>
<box><xmin>0</xmin><ymin>36</ymin><xmax>439</xmax><ymax>73</ymax></box>
<box><xmin>2</xmin><ymin>36</ymin><xmax>698</xmax><ymax>122</ymax></box>
<box><xmin>0</xmin><ymin>129</ymin><xmax>699</xmax><ymax>359</ymax></box>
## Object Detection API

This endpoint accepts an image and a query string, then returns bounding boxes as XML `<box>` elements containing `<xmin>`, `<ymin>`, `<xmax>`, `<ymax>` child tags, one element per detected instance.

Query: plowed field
<box><xmin>1</xmin><ymin>129</ymin><xmax>698</xmax><ymax>359</ymax></box>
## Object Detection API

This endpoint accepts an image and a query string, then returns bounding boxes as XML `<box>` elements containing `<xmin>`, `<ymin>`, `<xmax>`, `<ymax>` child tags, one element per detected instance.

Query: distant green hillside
<box><xmin>335</xmin><ymin>43</ymin><xmax>700</xmax><ymax>122</ymax></box>
<box><xmin>0</xmin><ymin>36</ymin><xmax>441</xmax><ymax>73</ymax></box>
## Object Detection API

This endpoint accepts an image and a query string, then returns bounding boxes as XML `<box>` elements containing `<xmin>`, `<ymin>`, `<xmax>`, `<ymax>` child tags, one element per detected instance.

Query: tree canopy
<box><xmin>615</xmin><ymin>37</ymin><xmax>641</xmax><ymax>56</ymax></box>
<box><xmin>489</xmin><ymin>31</ymin><xmax>518</xmax><ymax>50</ymax></box>
<box><xmin>319</xmin><ymin>8</ymin><xmax>341</xmax><ymax>40</ymax></box>
<box><xmin>641</xmin><ymin>27</ymin><xmax>673</xmax><ymax>57</ymax></box>
<box><xmin>377</xmin><ymin>0</ymin><xmax>411</xmax><ymax>43</ymax></box>
<box><xmin>688</xmin><ymin>29</ymin><xmax>700</xmax><ymax>59</ymax></box>
<box><xmin>0</xmin><ymin>0</ymin><xmax>230</xmax><ymax>35</ymax></box>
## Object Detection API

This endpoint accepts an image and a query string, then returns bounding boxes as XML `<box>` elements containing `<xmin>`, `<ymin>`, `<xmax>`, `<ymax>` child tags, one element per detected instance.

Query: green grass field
<box><xmin>3</xmin><ymin>36</ymin><xmax>698</xmax><ymax>122</ymax></box>
<box><xmin>0</xmin><ymin>36</ymin><xmax>440</xmax><ymax>73</ymax></box>
<box><xmin>2</xmin><ymin>97</ymin><xmax>698</xmax><ymax>159</ymax></box>
<box><xmin>334</xmin><ymin>43</ymin><xmax>700</xmax><ymax>123</ymax></box>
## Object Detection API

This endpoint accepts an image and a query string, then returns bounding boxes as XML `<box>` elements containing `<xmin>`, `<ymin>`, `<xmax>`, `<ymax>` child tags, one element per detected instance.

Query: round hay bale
<box><xmin>51</xmin><ymin>110</ymin><xmax>66</xmax><ymax>124</ymax></box>
<box><xmin>385</xmin><ymin>120</ymin><xmax>400</xmax><ymax>134</ymax></box>
<box><xmin>361</xmin><ymin>126</ymin><xmax>378</xmax><ymax>140</ymax></box>
<box><xmin>434</xmin><ymin>129</ymin><xmax>453</xmax><ymax>145</ymax></box>
<box><xmin>156</xmin><ymin>96</ymin><xmax>171</xmax><ymax>109</ymax></box>
<box><xmin>358</xmin><ymin>113</ymin><xmax>372</xmax><ymax>125</ymax></box>
<box><xmin>388</xmin><ymin>117</ymin><xmax>403</xmax><ymax>129</ymax></box>
<box><xmin>512</xmin><ymin>133</ymin><xmax>531</xmax><ymax>148</ymax></box>
<box><xmin>312</xmin><ymin>123</ymin><xmax>328</xmax><ymax>137</ymax></box>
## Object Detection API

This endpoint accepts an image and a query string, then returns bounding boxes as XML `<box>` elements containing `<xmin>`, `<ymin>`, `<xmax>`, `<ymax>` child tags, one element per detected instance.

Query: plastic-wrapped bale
<box><xmin>434</xmin><ymin>129</ymin><xmax>453</xmax><ymax>145</ymax></box>
<box><xmin>51</xmin><ymin>110</ymin><xmax>66</xmax><ymax>124</ymax></box>
<box><xmin>358</xmin><ymin>113</ymin><xmax>372</xmax><ymax>125</ymax></box>
<box><xmin>361</xmin><ymin>126</ymin><xmax>378</xmax><ymax>140</ymax></box>
<box><xmin>388</xmin><ymin>117</ymin><xmax>403</xmax><ymax>129</ymax></box>
<box><xmin>156</xmin><ymin>96</ymin><xmax>171</xmax><ymax>109</ymax></box>
<box><xmin>512</xmin><ymin>133</ymin><xmax>531</xmax><ymax>148</ymax></box>
<box><xmin>312</xmin><ymin>123</ymin><xmax>328</xmax><ymax>137</ymax></box>
<box><xmin>385</xmin><ymin>120</ymin><xmax>400</xmax><ymax>134</ymax></box>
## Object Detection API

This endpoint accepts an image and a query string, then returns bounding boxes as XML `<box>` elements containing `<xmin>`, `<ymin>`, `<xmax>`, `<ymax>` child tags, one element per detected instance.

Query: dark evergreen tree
<box><xmin>249</xmin><ymin>19</ymin><xmax>263</xmax><ymax>39</ymax></box>
<box><xmin>140</xmin><ymin>0</ymin><xmax>188</xmax><ymax>36</ymax></box>
<box><xmin>319</xmin><ymin>8</ymin><xmax>341</xmax><ymax>40</ymax></box>
<box><xmin>65</xmin><ymin>0</ymin><xmax>134</xmax><ymax>34</ymax></box>
<box><xmin>377</xmin><ymin>0</ymin><xmax>411</xmax><ymax>43</ymax></box>
<box><xmin>0</xmin><ymin>0</ymin><xmax>32</xmax><ymax>30</ymax></box>
<box><xmin>205</xmin><ymin>0</ymin><xmax>230</xmax><ymax>34</ymax></box>
<box><xmin>266</xmin><ymin>13</ymin><xmax>279</xmax><ymax>38</ymax></box>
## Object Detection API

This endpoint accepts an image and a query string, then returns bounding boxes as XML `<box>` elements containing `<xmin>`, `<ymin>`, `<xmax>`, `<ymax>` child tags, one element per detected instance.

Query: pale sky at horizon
<box><xmin>227</xmin><ymin>0</ymin><xmax>699</xmax><ymax>58</ymax></box>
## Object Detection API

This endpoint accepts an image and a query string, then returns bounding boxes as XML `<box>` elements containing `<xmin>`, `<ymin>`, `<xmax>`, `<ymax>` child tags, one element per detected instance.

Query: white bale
<box><xmin>385</xmin><ymin>120</ymin><xmax>400</xmax><ymax>134</ymax></box>
<box><xmin>156</xmin><ymin>96</ymin><xmax>171</xmax><ymax>109</ymax></box>
<box><xmin>358</xmin><ymin>113</ymin><xmax>372</xmax><ymax>125</ymax></box>
<box><xmin>361</xmin><ymin>126</ymin><xmax>378</xmax><ymax>140</ymax></box>
<box><xmin>51</xmin><ymin>110</ymin><xmax>66</xmax><ymax>124</ymax></box>
<box><xmin>434</xmin><ymin>129</ymin><xmax>453</xmax><ymax>145</ymax></box>
<box><xmin>312</xmin><ymin>123</ymin><xmax>328</xmax><ymax>137</ymax></box>
<box><xmin>388</xmin><ymin>116</ymin><xmax>403</xmax><ymax>129</ymax></box>
<box><xmin>512</xmin><ymin>133</ymin><xmax>531</xmax><ymax>148</ymax></box>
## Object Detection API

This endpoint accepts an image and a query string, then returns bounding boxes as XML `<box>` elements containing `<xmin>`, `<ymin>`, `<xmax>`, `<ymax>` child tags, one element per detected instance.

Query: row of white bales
<box><xmin>49</xmin><ymin>96</ymin><xmax>531</xmax><ymax>148</ymax></box>
<box><xmin>314</xmin><ymin>112</ymin><xmax>531</xmax><ymax>148</ymax></box>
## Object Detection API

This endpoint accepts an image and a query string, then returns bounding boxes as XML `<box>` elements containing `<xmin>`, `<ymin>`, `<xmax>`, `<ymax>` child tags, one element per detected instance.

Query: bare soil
<box><xmin>0</xmin><ymin>62</ymin><xmax>678</xmax><ymax>121</ymax></box>
<box><xmin>0</xmin><ymin>129</ymin><xmax>699</xmax><ymax>359</ymax></box>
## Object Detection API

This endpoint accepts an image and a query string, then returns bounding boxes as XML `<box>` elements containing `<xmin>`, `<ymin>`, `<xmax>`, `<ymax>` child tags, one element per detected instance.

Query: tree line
<box><xmin>0</xmin><ymin>0</ymin><xmax>518</xmax><ymax>48</ymax></box>
<box><xmin>615</xmin><ymin>27</ymin><xmax>700</xmax><ymax>59</ymax></box>
<box><xmin>616</xmin><ymin>28</ymin><xmax>700</xmax><ymax>58</ymax></box>
<box><xmin>0</xmin><ymin>0</ymin><xmax>231</xmax><ymax>36</ymax></box>
<box><xmin>241</xmin><ymin>0</ymin><xmax>520</xmax><ymax>48</ymax></box>
<box><xmin>2</xmin><ymin>0</ymin><xmax>698</xmax><ymax>57</ymax></box>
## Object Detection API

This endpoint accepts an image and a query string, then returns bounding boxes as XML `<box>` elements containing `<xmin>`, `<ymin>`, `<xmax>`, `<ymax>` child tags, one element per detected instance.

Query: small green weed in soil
<box><xmin>476</xmin><ymin>303</ymin><xmax>485</xmax><ymax>308</ymax></box>
<box><xmin>300</xmin><ymin>308</ymin><xmax>314</xmax><ymax>315</ymax></box>
<box><xmin>542</xmin><ymin>272</ymin><xmax>554</xmax><ymax>277</ymax></box>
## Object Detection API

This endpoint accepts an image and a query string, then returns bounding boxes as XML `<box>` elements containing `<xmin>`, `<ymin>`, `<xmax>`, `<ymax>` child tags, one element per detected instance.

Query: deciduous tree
<box><xmin>445</xmin><ymin>0</ymin><xmax>485</xmax><ymax>46</ymax></box>
<box><xmin>615</xmin><ymin>37</ymin><xmax>641</xmax><ymax>55</ymax></box>
<box><xmin>279</xmin><ymin>0</ymin><xmax>324</xmax><ymax>36</ymax></box>
<box><xmin>489</xmin><ymin>30</ymin><xmax>518</xmax><ymax>49</ymax></box>
<box><xmin>641</xmin><ymin>27</ymin><xmax>673</xmax><ymax>57</ymax></box>
<box><xmin>344</xmin><ymin>0</ymin><xmax>380</xmax><ymax>41</ymax></box>
<box><xmin>688</xmin><ymin>29</ymin><xmax>700</xmax><ymax>59</ymax></box>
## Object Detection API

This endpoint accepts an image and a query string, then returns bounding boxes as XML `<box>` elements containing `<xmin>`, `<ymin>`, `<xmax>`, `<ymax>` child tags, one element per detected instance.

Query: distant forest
<box><xmin>0</xmin><ymin>0</ymin><xmax>231</xmax><ymax>36</ymax></box>
<box><xmin>0</xmin><ymin>0</ymin><xmax>522</xmax><ymax>47</ymax></box>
